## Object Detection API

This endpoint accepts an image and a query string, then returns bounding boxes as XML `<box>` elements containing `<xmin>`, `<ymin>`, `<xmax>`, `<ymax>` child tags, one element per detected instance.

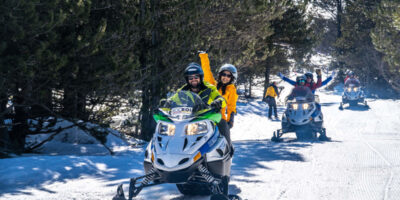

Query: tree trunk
<box><xmin>63</xmin><ymin>83</ymin><xmax>77</xmax><ymax>118</ymax></box>
<box><xmin>10</xmin><ymin>88</ymin><xmax>28</xmax><ymax>153</ymax></box>
<box><xmin>0</xmin><ymin>92</ymin><xmax>10</xmax><ymax>155</ymax></box>
<box><xmin>139</xmin><ymin>0</ymin><xmax>154</xmax><ymax>141</ymax></box>
<box><xmin>337</xmin><ymin>0</ymin><xmax>342</xmax><ymax>38</ymax></box>
<box><xmin>77</xmin><ymin>90</ymin><xmax>87</xmax><ymax>120</ymax></box>
<box><xmin>140</xmin><ymin>0</ymin><xmax>166</xmax><ymax>141</ymax></box>
<box><xmin>264</xmin><ymin>63</ymin><xmax>271</xmax><ymax>98</ymax></box>
<box><xmin>248</xmin><ymin>75</ymin><xmax>253</xmax><ymax>98</ymax></box>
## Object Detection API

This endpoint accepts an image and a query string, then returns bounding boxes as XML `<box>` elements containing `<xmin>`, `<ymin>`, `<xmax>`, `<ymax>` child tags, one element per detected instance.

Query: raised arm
<box><xmin>199</xmin><ymin>52</ymin><xmax>217</xmax><ymax>86</ymax></box>
<box><xmin>278</xmin><ymin>72</ymin><xmax>296</xmax><ymax>86</ymax></box>
<box><xmin>321</xmin><ymin>71</ymin><xmax>336</xmax><ymax>87</ymax></box>
<box><xmin>315</xmin><ymin>76</ymin><xmax>322</xmax><ymax>88</ymax></box>
<box><xmin>226</xmin><ymin>85</ymin><xmax>238</xmax><ymax>122</ymax></box>
<box><xmin>321</xmin><ymin>76</ymin><xmax>332</xmax><ymax>87</ymax></box>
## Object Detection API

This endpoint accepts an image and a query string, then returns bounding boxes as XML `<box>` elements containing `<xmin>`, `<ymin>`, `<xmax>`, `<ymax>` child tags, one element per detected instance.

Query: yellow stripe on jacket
<box><xmin>199</xmin><ymin>52</ymin><xmax>238</xmax><ymax>122</ymax></box>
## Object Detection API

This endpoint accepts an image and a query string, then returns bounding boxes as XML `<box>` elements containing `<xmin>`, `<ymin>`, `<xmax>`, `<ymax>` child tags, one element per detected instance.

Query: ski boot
<box><xmin>318</xmin><ymin>128</ymin><xmax>330</xmax><ymax>141</ymax></box>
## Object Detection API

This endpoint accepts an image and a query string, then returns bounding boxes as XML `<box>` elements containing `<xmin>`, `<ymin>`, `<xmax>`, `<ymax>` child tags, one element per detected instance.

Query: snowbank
<box><xmin>25</xmin><ymin>119</ymin><xmax>144</xmax><ymax>156</ymax></box>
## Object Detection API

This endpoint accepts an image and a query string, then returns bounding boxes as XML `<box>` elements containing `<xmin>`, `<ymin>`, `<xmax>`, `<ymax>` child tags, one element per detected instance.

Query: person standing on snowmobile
<box><xmin>199</xmin><ymin>51</ymin><xmax>238</xmax><ymax>129</ymax></box>
<box><xmin>178</xmin><ymin>62</ymin><xmax>234</xmax><ymax>155</ymax></box>
<box><xmin>278</xmin><ymin>69</ymin><xmax>335</xmax><ymax>94</ymax></box>
<box><xmin>264</xmin><ymin>81</ymin><xmax>280</xmax><ymax>119</ymax></box>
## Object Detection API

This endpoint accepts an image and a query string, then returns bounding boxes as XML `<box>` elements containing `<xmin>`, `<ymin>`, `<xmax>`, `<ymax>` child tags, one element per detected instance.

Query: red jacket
<box><xmin>344</xmin><ymin>76</ymin><xmax>349</xmax><ymax>83</ymax></box>
<box><xmin>304</xmin><ymin>77</ymin><xmax>322</xmax><ymax>93</ymax></box>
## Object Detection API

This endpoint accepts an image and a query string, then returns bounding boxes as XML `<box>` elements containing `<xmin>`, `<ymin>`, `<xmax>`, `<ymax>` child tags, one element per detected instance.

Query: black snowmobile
<box><xmin>113</xmin><ymin>91</ymin><xmax>240</xmax><ymax>200</ymax></box>
<box><xmin>271</xmin><ymin>94</ymin><xmax>328</xmax><ymax>142</ymax></box>
<box><xmin>339</xmin><ymin>80</ymin><xmax>368</xmax><ymax>110</ymax></box>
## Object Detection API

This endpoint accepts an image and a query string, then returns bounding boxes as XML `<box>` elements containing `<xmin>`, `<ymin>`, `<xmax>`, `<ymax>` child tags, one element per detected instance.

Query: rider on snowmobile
<box><xmin>290</xmin><ymin>75</ymin><xmax>328</xmax><ymax>138</ymax></box>
<box><xmin>177</xmin><ymin>62</ymin><xmax>233</xmax><ymax>154</ymax></box>
<box><xmin>199</xmin><ymin>51</ymin><xmax>238</xmax><ymax>129</ymax></box>
<box><xmin>344</xmin><ymin>71</ymin><xmax>360</xmax><ymax>87</ymax></box>
<box><xmin>278</xmin><ymin>69</ymin><xmax>334</xmax><ymax>94</ymax></box>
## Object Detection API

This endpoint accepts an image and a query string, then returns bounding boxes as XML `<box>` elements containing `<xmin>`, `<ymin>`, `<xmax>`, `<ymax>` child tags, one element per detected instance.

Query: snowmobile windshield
<box><xmin>158</xmin><ymin>91</ymin><xmax>209</xmax><ymax>120</ymax></box>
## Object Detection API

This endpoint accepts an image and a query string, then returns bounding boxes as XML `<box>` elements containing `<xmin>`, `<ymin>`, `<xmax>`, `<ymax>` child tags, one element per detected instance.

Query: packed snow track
<box><xmin>1</xmin><ymin>85</ymin><xmax>400</xmax><ymax>200</ymax></box>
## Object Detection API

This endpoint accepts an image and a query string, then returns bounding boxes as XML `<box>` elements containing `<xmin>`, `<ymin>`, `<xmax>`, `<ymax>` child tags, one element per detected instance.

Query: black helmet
<box><xmin>296</xmin><ymin>75</ymin><xmax>307</xmax><ymax>84</ymax></box>
<box><xmin>184</xmin><ymin>62</ymin><xmax>203</xmax><ymax>81</ymax></box>
<box><xmin>305</xmin><ymin>72</ymin><xmax>313</xmax><ymax>80</ymax></box>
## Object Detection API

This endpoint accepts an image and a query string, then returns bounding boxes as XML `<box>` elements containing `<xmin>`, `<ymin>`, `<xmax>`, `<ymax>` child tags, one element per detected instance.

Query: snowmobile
<box><xmin>271</xmin><ymin>95</ymin><xmax>328</xmax><ymax>142</ymax></box>
<box><xmin>113</xmin><ymin>91</ymin><xmax>240</xmax><ymax>200</ymax></box>
<box><xmin>339</xmin><ymin>83</ymin><xmax>368</xmax><ymax>110</ymax></box>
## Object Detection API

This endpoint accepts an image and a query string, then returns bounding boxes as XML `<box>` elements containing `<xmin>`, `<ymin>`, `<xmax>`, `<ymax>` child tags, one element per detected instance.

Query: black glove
<box><xmin>316</xmin><ymin>68</ymin><xmax>322</xmax><ymax>76</ymax></box>
<box><xmin>228</xmin><ymin>113</ymin><xmax>235</xmax><ymax>128</ymax></box>
<box><xmin>210</xmin><ymin>98</ymin><xmax>223</xmax><ymax>111</ymax></box>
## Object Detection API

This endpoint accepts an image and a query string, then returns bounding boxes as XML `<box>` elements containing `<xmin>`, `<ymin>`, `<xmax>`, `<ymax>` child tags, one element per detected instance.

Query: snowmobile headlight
<box><xmin>291</xmin><ymin>103</ymin><xmax>299</xmax><ymax>110</ymax></box>
<box><xmin>158</xmin><ymin>122</ymin><xmax>175</xmax><ymax>136</ymax></box>
<box><xmin>353</xmin><ymin>87</ymin><xmax>359</xmax><ymax>92</ymax></box>
<box><xmin>186</xmin><ymin>121</ymin><xmax>208</xmax><ymax>135</ymax></box>
<box><xmin>347</xmin><ymin>88</ymin><xmax>352</xmax><ymax>92</ymax></box>
<box><xmin>302</xmin><ymin>103</ymin><xmax>309</xmax><ymax>110</ymax></box>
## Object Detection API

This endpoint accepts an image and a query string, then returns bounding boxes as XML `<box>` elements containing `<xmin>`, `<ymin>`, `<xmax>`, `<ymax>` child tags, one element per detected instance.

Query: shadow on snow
<box><xmin>230</xmin><ymin>139</ymin><xmax>309</xmax><ymax>181</ymax></box>
<box><xmin>341</xmin><ymin>105</ymin><xmax>370</xmax><ymax>111</ymax></box>
<box><xmin>0</xmin><ymin>149</ymin><xmax>146</xmax><ymax>197</ymax></box>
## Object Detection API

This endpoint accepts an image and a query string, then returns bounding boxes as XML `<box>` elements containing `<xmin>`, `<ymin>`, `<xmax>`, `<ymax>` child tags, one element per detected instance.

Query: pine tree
<box><xmin>0</xmin><ymin>0</ymin><xmax>67</xmax><ymax>153</ymax></box>
<box><xmin>335</xmin><ymin>0</ymin><xmax>383</xmax><ymax>88</ymax></box>
<box><xmin>370</xmin><ymin>0</ymin><xmax>400</xmax><ymax>92</ymax></box>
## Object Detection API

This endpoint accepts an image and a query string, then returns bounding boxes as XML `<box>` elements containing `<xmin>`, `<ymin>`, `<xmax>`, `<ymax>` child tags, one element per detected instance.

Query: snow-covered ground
<box><xmin>1</xmin><ymin>73</ymin><xmax>400</xmax><ymax>200</ymax></box>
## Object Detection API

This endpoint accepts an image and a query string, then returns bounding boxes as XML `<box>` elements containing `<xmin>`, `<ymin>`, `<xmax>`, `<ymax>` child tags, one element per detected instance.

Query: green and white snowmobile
<box><xmin>113</xmin><ymin>91</ymin><xmax>240</xmax><ymax>200</ymax></box>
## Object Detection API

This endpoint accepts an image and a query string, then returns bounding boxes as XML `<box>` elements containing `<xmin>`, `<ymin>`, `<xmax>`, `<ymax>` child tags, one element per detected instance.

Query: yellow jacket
<box><xmin>199</xmin><ymin>53</ymin><xmax>238</xmax><ymax>122</ymax></box>
<box><xmin>265</xmin><ymin>85</ymin><xmax>278</xmax><ymax>98</ymax></box>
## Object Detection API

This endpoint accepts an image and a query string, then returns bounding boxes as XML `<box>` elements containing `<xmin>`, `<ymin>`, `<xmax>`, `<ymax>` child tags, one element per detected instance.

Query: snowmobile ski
<box><xmin>210</xmin><ymin>194</ymin><xmax>242</xmax><ymax>200</ymax></box>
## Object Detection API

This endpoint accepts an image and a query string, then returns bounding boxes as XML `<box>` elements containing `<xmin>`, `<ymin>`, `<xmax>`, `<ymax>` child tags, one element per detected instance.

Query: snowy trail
<box><xmin>1</xmin><ymin>79</ymin><xmax>400</xmax><ymax>200</ymax></box>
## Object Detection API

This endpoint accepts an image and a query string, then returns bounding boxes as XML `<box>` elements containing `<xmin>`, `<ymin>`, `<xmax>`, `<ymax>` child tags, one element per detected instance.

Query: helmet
<box><xmin>184</xmin><ymin>62</ymin><xmax>203</xmax><ymax>80</ymax></box>
<box><xmin>218</xmin><ymin>64</ymin><xmax>238</xmax><ymax>81</ymax></box>
<box><xmin>296</xmin><ymin>75</ymin><xmax>307</xmax><ymax>84</ymax></box>
<box><xmin>348</xmin><ymin>71</ymin><xmax>354</xmax><ymax>76</ymax></box>
<box><xmin>305</xmin><ymin>72</ymin><xmax>313</xmax><ymax>79</ymax></box>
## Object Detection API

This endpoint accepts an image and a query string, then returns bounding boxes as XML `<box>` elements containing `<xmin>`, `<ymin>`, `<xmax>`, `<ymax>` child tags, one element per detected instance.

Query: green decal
<box><xmin>194</xmin><ymin>112</ymin><xmax>221</xmax><ymax>123</ymax></box>
<box><xmin>153</xmin><ymin>114</ymin><xmax>171</xmax><ymax>122</ymax></box>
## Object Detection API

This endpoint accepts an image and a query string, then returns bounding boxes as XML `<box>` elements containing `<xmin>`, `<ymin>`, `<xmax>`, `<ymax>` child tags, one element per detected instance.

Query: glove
<box><xmin>316</xmin><ymin>68</ymin><xmax>322</xmax><ymax>76</ymax></box>
<box><xmin>228</xmin><ymin>113</ymin><xmax>235</xmax><ymax>128</ymax></box>
<box><xmin>331</xmin><ymin>70</ymin><xmax>336</xmax><ymax>77</ymax></box>
<box><xmin>278</xmin><ymin>72</ymin><xmax>284</xmax><ymax>79</ymax></box>
<box><xmin>198</xmin><ymin>50</ymin><xmax>208</xmax><ymax>54</ymax></box>
<box><xmin>210</xmin><ymin>98</ymin><xmax>223</xmax><ymax>111</ymax></box>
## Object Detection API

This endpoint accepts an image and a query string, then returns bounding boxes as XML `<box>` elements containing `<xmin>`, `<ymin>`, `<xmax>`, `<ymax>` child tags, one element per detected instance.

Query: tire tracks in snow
<box><xmin>357</xmin><ymin>106</ymin><xmax>395</xmax><ymax>200</ymax></box>
<box><xmin>361</xmin><ymin>139</ymin><xmax>394</xmax><ymax>200</ymax></box>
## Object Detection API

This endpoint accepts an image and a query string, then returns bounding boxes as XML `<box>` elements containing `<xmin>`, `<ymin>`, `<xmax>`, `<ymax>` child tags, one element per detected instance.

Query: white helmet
<box><xmin>218</xmin><ymin>64</ymin><xmax>238</xmax><ymax>81</ymax></box>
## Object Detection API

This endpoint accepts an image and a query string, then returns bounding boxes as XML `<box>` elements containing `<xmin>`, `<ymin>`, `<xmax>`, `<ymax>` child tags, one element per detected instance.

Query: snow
<box><xmin>2</xmin><ymin>72</ymin><xmax>400</xmax><ymax>200</ymax></box>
